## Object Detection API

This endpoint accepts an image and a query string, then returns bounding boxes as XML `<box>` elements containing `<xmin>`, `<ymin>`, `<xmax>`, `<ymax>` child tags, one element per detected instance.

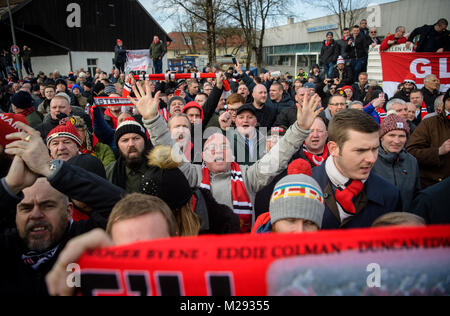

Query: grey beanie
<box><xmin>269</xmin><ymin>174</ymin><xmax>325</xmax><ymax>228</ymax></box>
<box><xmin>168</xmin><ymin>96</ymin><xmax>186</xmax><ymax>111</ymax></box>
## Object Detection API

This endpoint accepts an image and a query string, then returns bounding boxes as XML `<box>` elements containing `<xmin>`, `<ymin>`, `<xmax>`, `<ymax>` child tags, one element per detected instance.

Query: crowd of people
<box><xmin>0</xmin><ymin>17</ymin><xmax>449</xmax><ymax>296</ymax></box>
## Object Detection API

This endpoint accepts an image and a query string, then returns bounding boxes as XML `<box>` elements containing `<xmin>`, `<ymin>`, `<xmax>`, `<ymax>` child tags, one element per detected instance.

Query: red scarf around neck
<box><xmin>200</xmin><ymin>162</ymin><xmax>252</xmax><ymax>233</ymax></box>
<box><xmin>420</xmin><ymin>101</ymin><xmax>428</xmax><ymax>120</ymax></box>
<box><xmin>302</xmin><ymin>144</ymin><xmax>329</xmax><ymax>167</ymax></box>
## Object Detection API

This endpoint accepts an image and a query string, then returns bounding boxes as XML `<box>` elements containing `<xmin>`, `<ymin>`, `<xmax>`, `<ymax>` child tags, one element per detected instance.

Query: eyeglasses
<box><xmin>370</xmin><ymin>31</ymin><xmax>377</xmax><ymax>34</ymax></box>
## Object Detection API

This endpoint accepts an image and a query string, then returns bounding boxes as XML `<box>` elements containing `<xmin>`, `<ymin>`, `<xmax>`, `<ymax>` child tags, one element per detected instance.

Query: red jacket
<box><xmin>380</xmin><ymin>35</ymin><xmax>407</xmax><ymax>51</ymax></box>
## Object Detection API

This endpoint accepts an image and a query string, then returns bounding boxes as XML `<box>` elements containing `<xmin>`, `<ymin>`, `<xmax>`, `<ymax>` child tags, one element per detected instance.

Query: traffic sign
<box><xmin>11</xmin><ymin>45</ymin><xmax>20</xmax><ymax>55</ymax></box>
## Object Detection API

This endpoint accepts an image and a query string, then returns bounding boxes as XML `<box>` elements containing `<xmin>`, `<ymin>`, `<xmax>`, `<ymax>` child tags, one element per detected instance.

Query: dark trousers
<box><xmin>350</xmin><ymin>57</ymin><xmax>367</xmax><ymax>82</ymax></box>
<box><xmin>24</xmin><ymin>61</ymin><xmax>33</xmax><ymax>75</ymax></box>
<box><xmin>115</xmin><ymin>62</ymin><xmax>125</xmax><ymax>74</ymax></box>
<box><xmin>153</xmin><ymin>58</ymin><xmax>162</xmax><ymax>74</ymax></box>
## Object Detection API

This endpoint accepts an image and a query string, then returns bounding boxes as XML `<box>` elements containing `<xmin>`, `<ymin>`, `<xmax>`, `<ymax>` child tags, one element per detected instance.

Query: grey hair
<box><xmin>424</xmin><ymin>74</ymin><xmax>437</xmax><ymax>83</ymax></box>
<box><xmin>168</xmin><ymin>113</ymin><xmax>191</xmax><ymax>130</ymax></box>
<box><xmin>434</xmin><ymin>95</ymin><xmax>444</xmax><ymax>112</ymax></box>
<box><xmin>349</xmin><ymin>101</ymin><xmax>363</xmax><ymax>108</ymax></box>
<box><xmin>386</xmin><ymin>98</ymin><xmax>406</xmax><ymax>112</ymax></box>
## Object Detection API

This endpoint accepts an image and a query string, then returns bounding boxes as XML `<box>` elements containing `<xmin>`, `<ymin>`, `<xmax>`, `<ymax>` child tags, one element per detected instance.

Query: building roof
<box><xmin>0</xmin><ymin>0</ymin><xmax>169</xmax><ymax>56</ymax></box>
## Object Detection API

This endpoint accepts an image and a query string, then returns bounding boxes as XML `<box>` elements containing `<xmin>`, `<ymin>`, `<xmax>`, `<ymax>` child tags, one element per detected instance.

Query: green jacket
<box><xmin>25</xmin><ymin>111</ymin><xmax>43</xmax><ymax>129</ymax></box>
<box><xmin>106</xmin><ymin>161</ymin><xmax>148</xmax><ymax>194</ymax></box>
<box><xmin>94</xmin><ymin>142</ymin><xmax>116</xmax><ymax>167</ymax></box>
<box><xmin>149</xmin><ymin>40</ymin><xmax>166</xmax><ymax>59</ymax></box>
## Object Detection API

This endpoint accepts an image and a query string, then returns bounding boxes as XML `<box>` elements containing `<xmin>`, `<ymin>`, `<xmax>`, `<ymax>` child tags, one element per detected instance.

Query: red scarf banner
<box><xmin>76</xmin><ymin>225</ymin><xmax>450</xmax><ymax>296</ymax></box>
<box><xmin>380</xmin><ymin>52</ymin><xmax>450</xmax><ymax>99</ymax></box>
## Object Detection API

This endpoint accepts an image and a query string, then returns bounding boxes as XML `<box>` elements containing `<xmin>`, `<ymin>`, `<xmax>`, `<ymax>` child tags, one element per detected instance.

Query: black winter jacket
<box><xmin>319</xmin><ymin>40</ymin><xmax>340</xmax><ymax>65</ymax></box>
<box><xmin>346</xmin><ymin>33</ymin><xmax>368</xmax><ymax>59</ymax></box>
<box><xmin>0</xmin><ymin>162</ymin><xmax>125</xmax><ymax>295</ymax></box>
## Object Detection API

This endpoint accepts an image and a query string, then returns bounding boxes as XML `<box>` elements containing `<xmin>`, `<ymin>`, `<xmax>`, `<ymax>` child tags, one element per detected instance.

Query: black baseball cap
<box><xmin>236</xmin><ymin>104</ymin><xmax>257</xmax><ymax>116</ymax></box>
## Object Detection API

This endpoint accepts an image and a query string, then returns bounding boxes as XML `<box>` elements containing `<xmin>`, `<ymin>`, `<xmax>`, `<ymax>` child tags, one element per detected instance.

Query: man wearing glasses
<box><xmin>367</xmin><ymin>28</ymin><xmax>381</xmax><ymax>49</ymax></box>
<box><xmin>320</xmin><ymin>94</ymin><xmax>348</xmax><ymax>126</ymax></box>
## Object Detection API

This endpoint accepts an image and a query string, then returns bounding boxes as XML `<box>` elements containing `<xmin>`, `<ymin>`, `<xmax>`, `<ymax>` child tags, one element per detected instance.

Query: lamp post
<box><xmin>7</xmin><ymin>0</ymin><xmax>23</xmax><ymax>80</ymax></box>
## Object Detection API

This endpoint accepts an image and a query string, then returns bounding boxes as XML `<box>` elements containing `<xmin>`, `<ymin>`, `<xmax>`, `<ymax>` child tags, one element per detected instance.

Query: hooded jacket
<box><xmin>372</xmin><ymin>147</ymin><xmax>421</xmax><ymax>212</ymax></box>
<box><xmin>266</xmin><ymin>91</ymin><xmax>295</xmax><ymax>115</ymax></box>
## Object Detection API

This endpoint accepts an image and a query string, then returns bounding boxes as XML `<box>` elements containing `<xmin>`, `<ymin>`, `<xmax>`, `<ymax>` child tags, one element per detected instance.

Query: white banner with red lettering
<box><xmin>125</xmin><ymin>50</ymin><xmax>151</xmax><ymax>74</ymax></box>
<box><xmin>380</xmin><ymin>52</ymin><xmax>450</xmax><ymax>98</ymax></box>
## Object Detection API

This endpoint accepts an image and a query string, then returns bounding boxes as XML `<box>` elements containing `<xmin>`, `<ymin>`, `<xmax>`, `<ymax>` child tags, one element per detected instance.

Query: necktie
<box><xmin>334</xmin><ymin>180</ymin><xmax>364</xmax><ymax>215</ymax></box>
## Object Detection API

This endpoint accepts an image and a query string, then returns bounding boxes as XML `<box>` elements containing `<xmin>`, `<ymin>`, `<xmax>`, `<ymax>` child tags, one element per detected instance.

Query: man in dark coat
<box><xmin>1</xmin><ymin>123</ymin><xmax>124</xmax><ymax>295</ymax></box>
<box><xmin>346</xmin><ymin>26</ymin><xmax>369</xmax><ymax>82</ymax></box>
<box><xmin>319</xmin><ymin>32</ymin><xmax>340</xmax><ymax>79</ymax></box>
<box><xmin>114</xmin><ymin>39</ymin><xmax>127</xmax><ymax>73</ymax></box>
<box><xmin>406</xmin><ymin>19</ymin><xmax>449</xmax><ymax>52</ymax></box>
<box><xmin>311</xmin><ymin>110</ymin><xmax>402</xmax><ymax>229</ymax></box>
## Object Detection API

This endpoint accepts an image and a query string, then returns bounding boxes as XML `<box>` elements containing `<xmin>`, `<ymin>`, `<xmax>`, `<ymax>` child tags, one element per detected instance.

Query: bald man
<box><xmin>248</xmin><ymin>84</ymin><xmax>277</xmax><ymax>128</ymax></box>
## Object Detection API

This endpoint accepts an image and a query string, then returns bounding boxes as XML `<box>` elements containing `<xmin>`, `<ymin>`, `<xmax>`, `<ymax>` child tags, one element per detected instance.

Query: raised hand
<box><xmin>219</xmin><ymin>111</ymin><xmax>232</xmax><ymax>130</ymax></box>
<box><xmin>46</xmin><ymin>229</ymin><xmax>114</xmax><ymax>296</ymax></box>
<box><xmin>5</xmin><ymin>122</ymin><xmax>53</xmax><ymax>177</ymax></box>
<box><xmin>4</xmin><ymin>155</ymin><xmax>38</xmax><ymax>195</ymax></box>
<box><xmin>216</xmin><ymin>71</ymin><xmax>225</xmax><ymax>89</ymax></box>
<box><xmin>296</xmin><ymin>93</ymin><xmax>323</xmax><ymax>130</ymax></box>
<box><xmin>129</xmin><ymin>80</ymin><xmax>161</xmax><ymax>120</ymax></box>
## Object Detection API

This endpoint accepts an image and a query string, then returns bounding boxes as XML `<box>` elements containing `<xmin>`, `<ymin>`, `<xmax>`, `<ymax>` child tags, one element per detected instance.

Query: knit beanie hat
<box><xmin>11</xmin><ymin>91</ymin><xmax>33</xmax><ymax>109</ymax></box>
<box><xmin>72</xmin><ymin>84</ymin><xmax>83</xmax><ymax>93</ymax></box>
<box><xmin>337</xmin><ymin>56</ymin><xmax>345</xmax><ymax>64</ymax></box>
<box><xmin>67</xmin><ymin>154</ymin><xmax>106</xmax><ymax>179</ymax></box>
<box><xmin>379</xmin><ymin>114</ymin><xmax>410</xmax><ymax>138</ymax></box>
<box><xmin>270</xmin><ymin>174</ymin><xmax>325</xmax><ymax>228</ymax></box>
<box><xmin>140</xmin><ymin>145</ymin><xmax>192</xmax><ymax>209</ymax></box>
<box><xmin>0</xmin><ymin>113</ymin><xmax>28</xmax><ymax>147</ymax></box>
<box><xmin>104</xmin><ymin>84</ymin><xmax>117</xmax><ymax>95</ymax></box>
<box><xmin>403</xmin><ymin>73</ymin><xmax>416</xmax><ymax>85</ymax></box>
<box><xmin>114</xmin><ymin>118</ymin><xmax>147</xmax><ymax>147</ymax></box>
<box><xmin>287</xmin><ymin>158</ymin><xmax>313</xmax><ymax>176</ymax></box>
<box><xmin>182</xmin><ymin>101</ymin><xmax>204</xmax><ymax>121</ymax></box>
<box><xmin>55</xmin><ymin>78</ymin><xmax>67</xmax><ymax>88</ymax></box>
<box><xmin>46</xmin><ymin>120</ymin><xmax>82</xmax><ymax>148</ymax></box>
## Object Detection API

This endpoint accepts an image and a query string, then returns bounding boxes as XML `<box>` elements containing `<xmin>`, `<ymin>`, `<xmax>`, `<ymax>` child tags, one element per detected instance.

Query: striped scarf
<box><xmin>200</xmin><ymin>162</ymin><xmax>252</xmax><ymax>233</ymax></box>
<box><xmin>302</xmin><ymin>144</ymin><xmax>329</xmax><ymax>167</ymax></box>
<box><xmin>376</xmin><ymin>107</ymin><xmax>387</xmax><ymax>123</ymax></box>
<box><xmin>420</xmin><ymin>101</ymin><xmax>428</xmax><ymax>120</ymax></box>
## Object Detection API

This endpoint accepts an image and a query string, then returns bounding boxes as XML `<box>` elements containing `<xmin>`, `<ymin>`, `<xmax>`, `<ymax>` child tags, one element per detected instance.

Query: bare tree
<box><xmin>305</xmin><ymin>0</ymin><xmax>368</xmax><ymax>37</ymax></box>
<box><xmin>154</xmin><ymin>0</ymin><xmax>226</xmax><ymax>65</ymax></box>
<box><xmin>224</xmin><ymin>0</ymin><xmax>292</xmax><ymax>73</ymax></box>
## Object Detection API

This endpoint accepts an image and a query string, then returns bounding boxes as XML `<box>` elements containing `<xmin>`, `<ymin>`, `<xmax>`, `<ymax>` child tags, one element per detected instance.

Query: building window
<box><xmin>87</xmin><ymin>58</ymin><xmax>98</xmax><ymax>75</ymax></box>
<box><xmin>184</xmin><ymin>36</ymin><xmax>192</xmax><ymax>46</ymax></box>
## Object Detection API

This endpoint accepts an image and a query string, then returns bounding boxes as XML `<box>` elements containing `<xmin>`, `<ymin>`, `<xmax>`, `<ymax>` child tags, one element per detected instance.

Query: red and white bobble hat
<box><xmin>403</xmin><ymin>73</ymin><xmax>416</xmax><ymax>85</ymax></box>
<box><xmin>46</xmin><ymin>120</ymin><xmax>82</xmax><ymax>148</ymax></box>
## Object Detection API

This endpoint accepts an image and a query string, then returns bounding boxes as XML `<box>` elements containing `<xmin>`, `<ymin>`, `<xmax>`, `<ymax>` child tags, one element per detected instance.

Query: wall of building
<box><xmin>263</xmin><ymin>0</ymin><xmax>450</xmax><ymax>74</ymax></box>
<box><xmin>29</xmin><ymin>54</ymin><xmax>71</xmax><ymax>75</ymax></box>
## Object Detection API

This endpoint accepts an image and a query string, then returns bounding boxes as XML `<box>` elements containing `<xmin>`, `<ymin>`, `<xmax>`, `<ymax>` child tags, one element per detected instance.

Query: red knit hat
<box><xmin>182</xmin><ymin>101</ymin><xmax>204</xmax><ymax>121</ymax></box>
<box><xmin>46</xmin><ymin>120</ymin><xmax>82</xmax><ymax>148</ymax></box>
<box><xmin>287</xmin><ymin>158</ymin><xmax>313</xmax><ymax>176</ymax></box>
<box><xmin>0</xmin><ymin>113</ymin><xmax>28</xmax><ymax>148</ymax></box>
<box><xmin>380</xmin><ymin>114</ymin><xmax>410</xmax><ymax>138</ymax></box>
<box><xmin>341</xmin><ymin>85</ymin><xmax>354</xmax><ymax>92</ymax></box>
<box><xmin>403</xmin><ymin>73</ymin><xmax>416</xmax><ymax>85</ymax></box>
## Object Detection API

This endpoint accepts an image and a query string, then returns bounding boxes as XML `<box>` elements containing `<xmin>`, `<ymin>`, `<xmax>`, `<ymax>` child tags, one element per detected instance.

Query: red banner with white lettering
<box><xmin>380</xmin><ymin>52</ymin><xmax>450</xmax><ymax>98</ymax></box>
<box><xmin>76</xmin><ymin>225</ymin><xmax>450</xmax><ymax>296</ymax></box>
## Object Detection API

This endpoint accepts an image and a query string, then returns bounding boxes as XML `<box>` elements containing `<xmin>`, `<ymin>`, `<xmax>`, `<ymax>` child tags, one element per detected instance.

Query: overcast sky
<box><xmin>138</xmin><ymin>0</ymin><xmax>398</xmax><ymax>33</ymax></box>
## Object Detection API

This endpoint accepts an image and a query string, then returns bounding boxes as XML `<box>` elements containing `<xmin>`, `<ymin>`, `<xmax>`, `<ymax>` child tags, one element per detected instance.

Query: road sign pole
<box><xmin>7</xmin><ymin>0</ymin><xmax>22</xmax><ymax>80</ymax></box>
